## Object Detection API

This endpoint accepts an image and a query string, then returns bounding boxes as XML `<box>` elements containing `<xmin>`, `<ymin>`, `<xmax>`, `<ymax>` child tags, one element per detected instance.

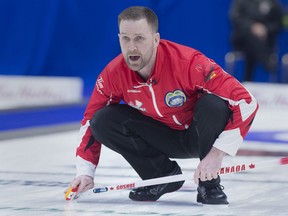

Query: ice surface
<box><xmin>0</xmin><ymin>109</ymin><xmax>287</xmax><ymax>216</ymax></box>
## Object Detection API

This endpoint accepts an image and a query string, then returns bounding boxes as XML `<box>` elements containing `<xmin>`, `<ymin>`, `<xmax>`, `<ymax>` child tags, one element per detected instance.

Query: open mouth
<box><xmin>129</xmin><ymin>55</ymin><xmax>140</xmax><ymax>62</ymax></box>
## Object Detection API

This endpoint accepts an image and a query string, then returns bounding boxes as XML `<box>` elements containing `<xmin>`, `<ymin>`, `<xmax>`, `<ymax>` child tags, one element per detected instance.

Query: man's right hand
<box><xmin>65</xmin><ymin>175</ymin><xmax>94</xmax><ymax>195</ymax></box>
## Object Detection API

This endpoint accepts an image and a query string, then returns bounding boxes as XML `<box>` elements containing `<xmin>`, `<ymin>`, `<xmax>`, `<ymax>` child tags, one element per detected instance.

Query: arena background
<box><xmin>1</xmin><ymin>0</ymin><xmax>288</xmax><ymax>132</ymax></box>
<box><xmin>1</xmin><ymin>0</ymin><xmax>288</xmax><ymax>95</ymax></box>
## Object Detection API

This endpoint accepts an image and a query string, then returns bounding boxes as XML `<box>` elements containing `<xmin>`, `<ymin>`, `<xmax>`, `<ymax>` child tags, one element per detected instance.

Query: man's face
<box><xmin>118</xmin><ymin>19</ymin><xmax>158</xmax><ymax>71</ymax></box>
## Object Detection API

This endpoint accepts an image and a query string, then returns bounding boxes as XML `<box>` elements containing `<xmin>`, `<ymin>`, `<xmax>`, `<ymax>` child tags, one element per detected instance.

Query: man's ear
<box><xmin>154</xmin><ymin>33</ymin><xmax>160</xmax><ymax>47</ymax></box>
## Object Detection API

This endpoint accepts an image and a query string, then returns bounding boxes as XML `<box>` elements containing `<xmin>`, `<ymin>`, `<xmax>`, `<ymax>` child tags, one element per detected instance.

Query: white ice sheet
<box><xmin>0</xmin><ymin>109</ymin><xmax>287</xmax><ymax>216</ymax></box>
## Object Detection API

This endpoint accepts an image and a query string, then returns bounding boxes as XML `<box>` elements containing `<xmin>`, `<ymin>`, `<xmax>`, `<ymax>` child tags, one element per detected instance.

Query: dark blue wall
<box><xmin>0</xmin><ymin>0</ymin><xmax>287</xmax><ymax>96</ymax></box>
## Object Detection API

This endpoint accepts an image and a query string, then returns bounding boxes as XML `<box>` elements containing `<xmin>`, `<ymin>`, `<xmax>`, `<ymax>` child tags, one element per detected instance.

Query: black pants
<box><xmin>90</xmin><ymin>94</ymin><xmax>231</xmax><ymax>180</ymax></box>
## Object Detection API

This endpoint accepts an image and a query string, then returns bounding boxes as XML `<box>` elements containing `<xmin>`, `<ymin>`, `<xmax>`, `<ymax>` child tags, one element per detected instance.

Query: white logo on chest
<box><xmin>128</xmin><ymin>100</ymin><xmax>146</xmax><ymax>112</ymax></box>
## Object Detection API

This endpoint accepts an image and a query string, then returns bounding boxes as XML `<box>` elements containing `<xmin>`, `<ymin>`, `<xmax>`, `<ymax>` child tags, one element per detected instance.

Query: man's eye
<box><xmin>122</xmin><ymin>36</ymin><xmax>130</xmax><ymax>41</ymax></box>
<box><xmin>135</xmin><ymin>36</ymin><xmax>144</xmax><ymax>42</ymax></box>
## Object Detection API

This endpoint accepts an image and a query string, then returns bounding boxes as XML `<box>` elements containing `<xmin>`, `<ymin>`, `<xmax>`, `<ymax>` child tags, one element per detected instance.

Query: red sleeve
<box><xmin>76</xmin><ymin>67</ymin><xmax>122</xmax><ymax>166</ymax></box>
<box><xmin>189</xmin><ymin>54</ymin><xmax>259</xmax><ymax>155</ymax></box>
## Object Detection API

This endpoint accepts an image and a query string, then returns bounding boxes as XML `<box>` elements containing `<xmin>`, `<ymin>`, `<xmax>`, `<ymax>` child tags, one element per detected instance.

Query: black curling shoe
<box><xmin>129</xmin><ymin>162</ymin><xmax>184</xmax><ymax>201</ymax></box>
<box><xmin>197</xmin><ymin>178</ymin><xmax>229</xmax><ymax>205</ymax></box>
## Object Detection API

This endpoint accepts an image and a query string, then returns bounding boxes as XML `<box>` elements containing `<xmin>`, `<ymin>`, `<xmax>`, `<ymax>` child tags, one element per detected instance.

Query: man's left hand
<box><xmin>193</xmin><ymin>147</ymin><xmax>226</xmax><ymax>184</ymax></box>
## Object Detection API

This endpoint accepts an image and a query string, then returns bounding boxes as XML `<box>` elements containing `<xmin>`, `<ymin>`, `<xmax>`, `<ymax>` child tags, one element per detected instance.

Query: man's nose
<box><xmin>128</xmin><ymin>41</ymin><xmax>137</xmax><ymax>51</ymax></box>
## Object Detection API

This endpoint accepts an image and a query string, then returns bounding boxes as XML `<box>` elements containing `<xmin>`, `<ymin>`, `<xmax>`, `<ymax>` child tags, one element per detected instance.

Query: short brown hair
<box><xmin>118</xmin><ymin>6</ymin><xmax>158</xmax><ymax>33</ymax></box>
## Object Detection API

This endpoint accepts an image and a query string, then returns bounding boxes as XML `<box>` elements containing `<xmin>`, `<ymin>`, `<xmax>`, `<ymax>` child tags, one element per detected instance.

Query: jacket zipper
<box><xmin>133</xmin><ymin>79</ymin><xmax>163</xmax><ymax>117</ymax></box>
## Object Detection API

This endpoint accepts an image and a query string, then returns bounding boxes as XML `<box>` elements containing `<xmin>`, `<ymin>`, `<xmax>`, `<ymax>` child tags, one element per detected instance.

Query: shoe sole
<box><xmin>197</xmin><ymin>195</ymin><xmax>229</xmax><ymax>205</ymax></box>
<box><xmin>129</xmin><ymin>182</ymin><xmax>184</xmax><ymax>201</ymax></box>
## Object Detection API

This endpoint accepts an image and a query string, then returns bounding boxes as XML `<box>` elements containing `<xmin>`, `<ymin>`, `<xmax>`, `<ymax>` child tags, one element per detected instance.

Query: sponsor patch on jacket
<box><xmin>128</xmin><ymin>100</ymin><xmax>146</xmax><ymax>111</ymax></box>
<box><xmin>165</xmin><ymin>90</ymin><xmax>186</xmax><ymax>107</ymax></box>
<box><xmin>96</xmin><ymin>76</ymin><xmax>104</xmax><ymax>94</ymax></box>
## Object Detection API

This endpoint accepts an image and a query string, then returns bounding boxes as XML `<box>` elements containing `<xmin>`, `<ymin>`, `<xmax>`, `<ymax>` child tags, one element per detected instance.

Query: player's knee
<box><xmin>196</xmin><ymin>94</ymin><xmax>231</xmax><ymax>122</ymax></box>
<box><xmin>90</xmin><ymin>106</ymin><xmax>114</xmax><ymax>138</ymax></box>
